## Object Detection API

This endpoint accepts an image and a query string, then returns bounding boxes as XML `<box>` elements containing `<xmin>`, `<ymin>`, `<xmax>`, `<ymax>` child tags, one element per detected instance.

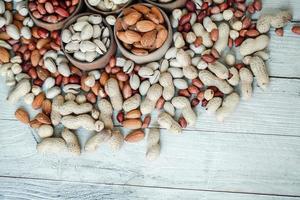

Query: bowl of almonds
<box><xmin>61</xmin><ymin>13</ymin><xmax>117</xmax><ymax>71</ymax></box>
<box><xmin>114</xmin><ymin>3</ymin><xmax>172</xmax><ymax>64</ymax></box>
<box><xmin>143</xmin><ymin>0</ymin><xmax>186</xmax><ymax>11</ymax></box>
<box><xmin>85</xmin><ymin>0</ymin><xmax>133</xmax><ymax>15</ymax></box>
<box><xmin>28</xmin><ymin>0</ymin><xmax>83</xmax><ymax>31</ymax></box>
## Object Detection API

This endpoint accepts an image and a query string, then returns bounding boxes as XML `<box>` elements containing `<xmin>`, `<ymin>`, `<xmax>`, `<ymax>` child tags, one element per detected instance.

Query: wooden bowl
<box><xmin>84</xmin><ymin>0</ymin><xmax>133</xmax><ymax>15</ymax></box>
<box><xmin>28</xmin><ymin>0</ymin><xmax>83</xmax><ymax>31</ymax></box>
<box><xmin>143</xmin><ymin>0</ymin><xmax>186</xmax><ymax>11</ymax></box>
<box><xmin>61</xmin><ymin>13</ymin><xmax>117</xmax><ymax>71</ymax></box>
<box><xmin>114</xmin><ymin>3</ymin><xmax>173</xmax><ymax>64</ymax></box>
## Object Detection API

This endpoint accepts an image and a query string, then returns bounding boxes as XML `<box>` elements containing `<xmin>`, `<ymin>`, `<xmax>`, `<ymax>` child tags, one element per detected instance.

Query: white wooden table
<box><xmin>1</xmin><ymin>1</ymin><xmax>300</xmax><ymax>199</ymax></box>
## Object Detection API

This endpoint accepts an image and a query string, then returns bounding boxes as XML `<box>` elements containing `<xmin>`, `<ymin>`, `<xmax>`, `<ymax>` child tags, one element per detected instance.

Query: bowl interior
<box><xmin>114</xmin><ymin>3</ymin><xmax>172</xmax><ymax>59</ymax></box>
<box><xmin>61</xmin><ymin>13</ymin><xmax>115</xmax><ymax>65</ymax></box>
<box><xmin>27</xmin><ymin>0</ymin><xmax>83</xmax><ymax>30</ymax></box>
<box><xmin>84</xmin><ymin>0</ymin><xmax>133</xmax><ymax>15</ymax></box>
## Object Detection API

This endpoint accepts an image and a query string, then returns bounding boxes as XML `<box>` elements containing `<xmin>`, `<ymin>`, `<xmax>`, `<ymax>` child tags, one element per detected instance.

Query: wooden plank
<box><xmin>1</xmin><ymin>177</ymin><xmax>299</xmax><ymax>200</ymax></box>
<box><xmin>252</xmin><ymin>0</ymin><xmax>300</xmax><ymax>20</ymax></box>
<box><xmin>268</xmin><ymin>24</ymin><xmax>300</xmax><ymax>78</ymax></box>
<box><xmin>1</xmin><ymin>78</ymin><xmax>299</xmax><ymax>136</ymax></box>
<box><xmin>0</xmin><ymin>120</ymin><xmax>299</xmax><ymax>196</ymax></box>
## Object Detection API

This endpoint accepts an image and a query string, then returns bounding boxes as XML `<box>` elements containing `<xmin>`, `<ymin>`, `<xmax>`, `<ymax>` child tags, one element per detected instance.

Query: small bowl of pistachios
<box><xmin>61</xmin><ymin>13</ymin><xmax>116</xmax><ymax>71</ymax></box>
<box><xmin>143</xmin><ymin>0</ymin><xmax>186</xmax><ymax>11</ymax></box>
<box><xmin>85</xmin><ymin>0</ymin><xmax>133</xmax><ymax>15</ymax></box>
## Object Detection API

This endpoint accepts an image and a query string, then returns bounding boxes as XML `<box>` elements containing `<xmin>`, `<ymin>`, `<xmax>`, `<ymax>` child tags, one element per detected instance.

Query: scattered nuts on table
<box><xmin>0</xmin><ymin>0</ymin><xmax>297</xmax><ymax>160</ymax></box>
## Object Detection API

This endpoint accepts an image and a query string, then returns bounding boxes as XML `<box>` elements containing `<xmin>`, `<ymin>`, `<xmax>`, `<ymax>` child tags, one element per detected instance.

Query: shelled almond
<box><xmin>116</xmin><ymin>4</ymin><xmax>168</xmax><ymax>56</ymax></box>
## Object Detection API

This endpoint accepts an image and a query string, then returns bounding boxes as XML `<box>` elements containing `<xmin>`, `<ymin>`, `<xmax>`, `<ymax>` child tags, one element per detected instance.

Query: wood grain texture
<box><xmin>0</xmin><ymin>0</ymin><xmax>299</xmax><ymax>199</ymax></box>
<box><xmin>1</xmin><ymin>177</ymin><xmax>299</xmax><ymax>200</ymax></box>
<box><xmin>268</xmin><ymin>24</ymin><xmax>300</xmax><ymax>78</ymax></box>
<box><xmin>252</xmin><ymin>0</ymin><xmax>300</xmax><ymax>20</ymax></box>
<box><xmin>0</xmin><ymin>121</ymin><xmax>300</xmax><ymax>196</ymax></box>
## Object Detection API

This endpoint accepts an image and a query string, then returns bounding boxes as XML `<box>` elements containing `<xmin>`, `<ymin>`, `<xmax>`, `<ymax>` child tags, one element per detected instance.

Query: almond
<box><xmin>15</xmin><ymin>108</ymin><xmax>30</xmax><ymax>124</ymax></box>
<box><xmin>125</xmin><ymin>30</ymin><xmax>142</xmax><ymax>43</ymax></box>
<box><xmin>0</xmin><ymin>32</ymin><xmax>11</xmax><ymax>40</ymax></box>
<box><xmin>117</xmin><ymin>31</ymin><xmax>131</xmax><ymax>44</ymax></box>
<box><xmin>31</xmin><ymin>49</ymin><xmax>41</xmax><ymax>67</ymax></box>
<box><xmin>125</xmin><ymin>129</ymin><xmax>145</xmax><ymax>142</ymax></box>
<box><xmin>150</xmin><ymin>6</ymin><xmax>164</xmax><ymax>24</ymax></box>
<box><xmin>145</xmin><ymin>13</ymin><xmax>160</xmax><ymax>24</ymax></box>
<box><xmin>122</xmin><ymin>119</ymin><xmax>142</xmax><ymax>129</ymax></box>
<box><xmin>35</xmin><ymin>113</ymin><xmax>51</xmax><ymax>124</ymax></box>
<box><xmin>123</xmin><ymin>7</ymin><xmax>137</xmax><ymax>16</ymax></box>
<box><xmin>115</xmin><ymin>18</ymin><xmax>123</xmax><ymax>31</ymax></box>
<box><xmin>131</xmin><ymin>48</ymin><xmax>149</xmax><ymax>56</ymax></box>
<box><xmin>32</xmin><ymin>92</ymin><xmax>46</xmax><ymax>110</ymax></box>
<box><xmin>36</xmin><ymin>66</ymin><xmax>50</xmax><ymax>81</ymax></box>
<box><xmin>123</xmin><ymin>11</ymin><xmax>142</xmax><ymax>26</ymax></box>
<box><xmin>128</xmin><ymin>25</ymin><xmax>138</xmax><ymax>31</ymax></box>
<box><xmin>123</xmin><ymin>42</ymin><xmax>132</xmax><ymax>50</ymax></box>
<box><xmin>132</xmin><ymin>4</ymin><xmax>150</xmax><ymax>14</ymax></box>
<box><xmin>121</xmin><ymin>19</ymin><xmax>130</xmax><ymax>30</ymax></box>
<box><xmin>125</xmin><ymin>109</ymin><xmax>142</xmax><ymax>119</ymax></box>
<box><xmin>155</xmin><ymin>28</ymin><xmax>168</xmax><ymax>48</ymax></box>
<box><xmin>42</xmin><ymin>99</ymin><xmax>52</xmax><ymax>115</ymax></box>
<box><xmin>133</xmin><ymin>42</ymin><xmax>144</xmax><ymax>48</ymax></box>
<box><xmin>156</xmin><ymin>24</ymin><xmax>165</xmax><ymax>31</ymax></box>
<box><xmin>141</xmin><ymin>30</ymin><xmax>157</xmax><ymax>48</ymax></box>
<box><xmin>136</xmin><ymin>20</ymin><xmax>156</xmax><ymax>32</ymax></box>
<box><xmin>30</xmin><ymin>119</ymin><xmax>42</xmax><ymax>128</ymax></box>
<box><xmin>0</xmin><ymin>47</ymin><xmax>10</xmax><ymax>63</ymax></box>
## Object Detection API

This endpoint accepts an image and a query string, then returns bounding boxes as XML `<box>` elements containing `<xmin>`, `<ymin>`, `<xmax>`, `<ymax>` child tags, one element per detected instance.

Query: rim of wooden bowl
<box><xmin>143</xmin><ymin>0</ymin><xmax>186</xmax><ymax>11</ymax></box>
<box><xmin>84</xmin><ymin>0</ymin><xmax>134</xmax><ymax>15</ymax></box>
<box><xmin>61</xmin><ymin>12</ymin><xmax>117</xmax><ymax>71</ymax></box>
<box><xmin>27</xmin><ymin>0</ymin><xmax>83</xmax><ymax>31</ymax></box>
<box><xmin>114</xmin><ymin>3</ymin><xmax>173</xmax><ymax>64</ymax></box>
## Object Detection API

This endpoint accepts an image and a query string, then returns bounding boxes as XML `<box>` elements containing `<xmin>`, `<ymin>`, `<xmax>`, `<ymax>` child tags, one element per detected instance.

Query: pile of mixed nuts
<box><xmin>0</xmin><ymin>0</ymin><xmax>299</xmax><ymax>160</ymax></box>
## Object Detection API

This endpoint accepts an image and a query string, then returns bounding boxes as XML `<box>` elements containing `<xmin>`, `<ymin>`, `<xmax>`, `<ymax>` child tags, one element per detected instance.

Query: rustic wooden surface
<box><xmin>0</xmin><ymin>0</ymin><xmax>300</xmax><ymax>199</ymax></box>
